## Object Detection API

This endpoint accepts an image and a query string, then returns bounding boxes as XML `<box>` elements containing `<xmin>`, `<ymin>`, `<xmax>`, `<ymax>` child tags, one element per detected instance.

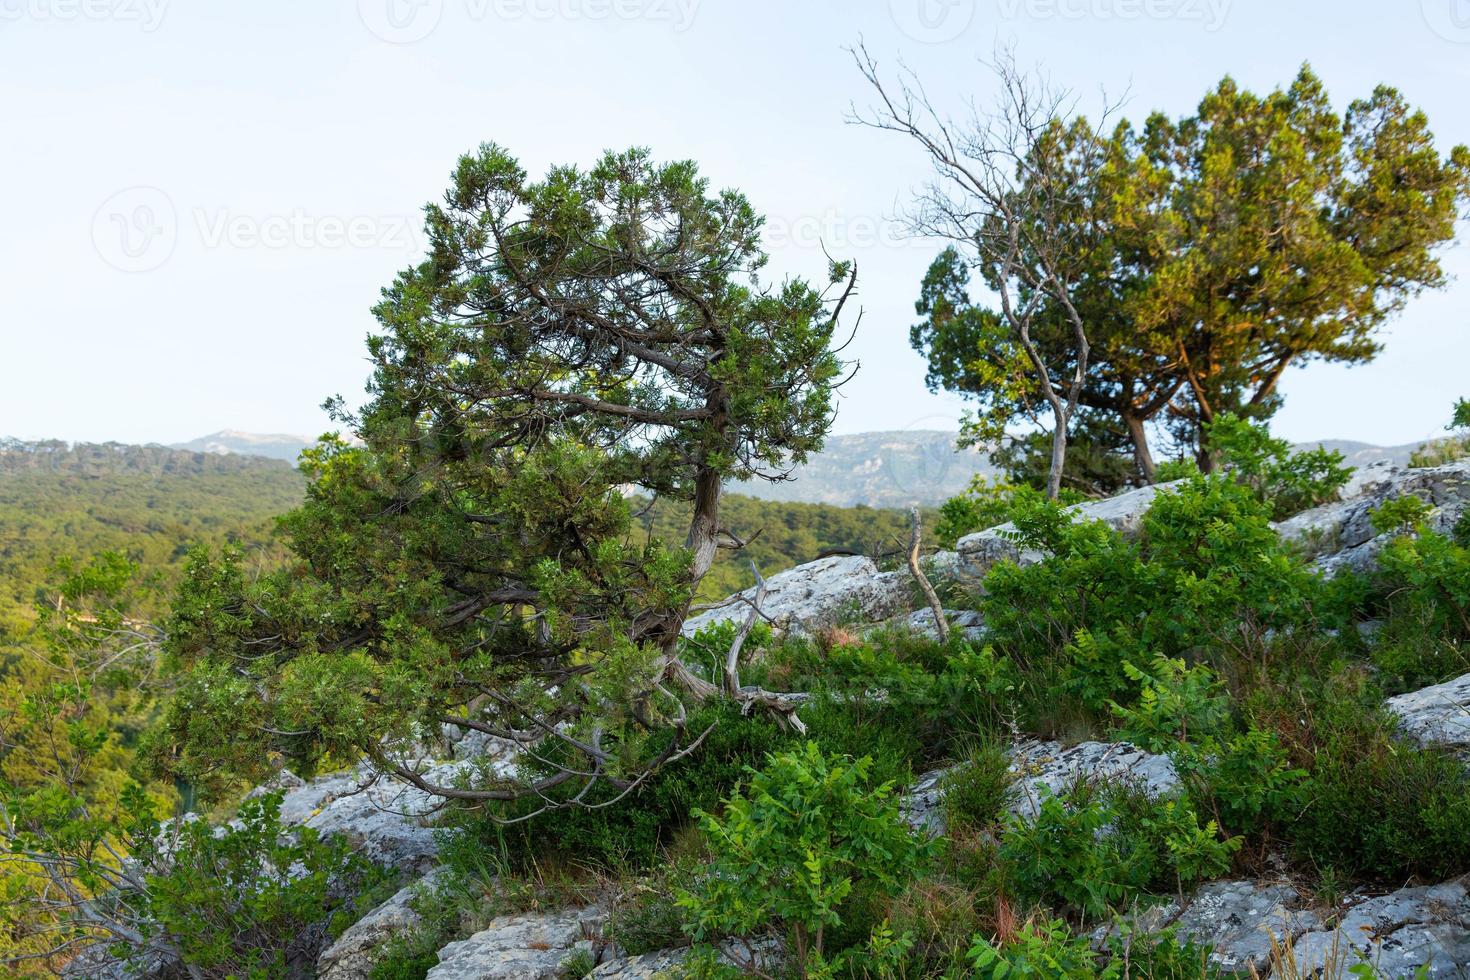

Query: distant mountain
<box><xmin>1296</xmin><ymin>439</ymin><xmax>1427</xmax><ymax>469</ymax></box>
<box><xmin>170</xmin><ymin>430</ymin><xmax>313</xmax><ymax>462</ymax></box>
<box><xmin>732</xmin><ymin>431</ymin><xmax>997</xmax><ymax>508</ymax></box>
<box><xmin>165</xmin><ymin>428</ymin><xmax>1441</xmax><ymax>509</ymax></box>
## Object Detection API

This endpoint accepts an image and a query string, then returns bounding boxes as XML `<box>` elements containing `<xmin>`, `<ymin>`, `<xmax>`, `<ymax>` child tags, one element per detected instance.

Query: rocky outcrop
<box><xmin>269</xmin><ymin>747</ymin><xmax>518</xmax><ymax>872</ymax></box>
<box><xmin>902</xmin><ymin>739</ymin><xmax>1180</xmax><ymax>836</ymax></box>
<box><xmin>1288</xmin><ymin>877</ymin><xmax>1470</xmax><ymax>978</ymax></box>
<box><xmin>318</xmin><ymin>867</ymin><xmax>454</xmax><ymax>980</ymax></box>
<box><xmin>1385</xmin><ymin>671</ymin><xmax>1470</xmax><ymax>762</ymax></box>
<box><xmin>882</xmin><ymin>607</ymin><xmax>987</xmax><ymax>642</ymax></box>
<box><xmin>681</xmin><ymin>554</ymin><xmax>910</xmax><ymax>636</ymax></box>
<box><xmin>1275</xmin><ymin>460</ymin><xmax>1470</xmax><ymax>576</ymax></box>
<box><xmin>591</xmin><ymin>938</ymin><xmax>783</xmax><ymax>978</ymax></box>
<box><xmin>426</xmin><ymin>907</ymin><xmax>606</xmax><ymax>980</ymax></box>
<box><xmin>1097</xmin><ymin>880</ymin><xmax>1323</xmax><ymax>975</ymax></box>
<box><xmin>943</xmin><ymin>481</ymin><xmax>1184</xmax><ymax>590</ymax></box>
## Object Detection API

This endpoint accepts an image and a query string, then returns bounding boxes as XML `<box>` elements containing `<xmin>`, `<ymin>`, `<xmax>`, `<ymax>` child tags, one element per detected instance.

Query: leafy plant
<box><xmin>1205</xmin><ymin>414</ymin><xmax>1352</xmax><ymax>520</ymax></box>
<box><xmin>678</xmin><ymin>744</ymin><xmax>929</xmax><ymax>978</ymax></box>
<box><xmin>1110</xmin><ymin>656</ymin><xmax>1230</xmax><ymax>752</ymax></box>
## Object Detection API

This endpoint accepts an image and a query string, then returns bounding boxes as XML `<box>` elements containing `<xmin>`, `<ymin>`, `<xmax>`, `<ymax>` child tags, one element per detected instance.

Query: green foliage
<box><xmin>980</xmin><ymin>475</ymin><xmax>1321</xmax><ymax>731</ymax></box>
<box><xmin>1290</xmin><ymin>698</ymin><xmax>1470</xmax><ymax>882</ymax></box>
<box><xmin>455</xmin><ymin>702</ymin><xmax>795</xmax><ymax>872</ymax></box>
<box><xmin>1000</xmin><ymin>785</ymin><xmax>1238</xmax><ymax>920</ymax></box>
<box><xmin>908</xmin><ymin>70</ymin><xmax>1470</xmax><ymax>480</ymax></box>
<box><xmin>133</xmin><ymin>793</ymin><xmax>391</xmax><ymax>979</ymax></box>
<box><xmin>966</xmin><ymin>918</ymin><xmax>1217</xmax><ymax>978</ymax></box>
<box><xmin>941</xmin><ymin>740</ymin><xmax>1014</xmax><ymax>834</ymax></box>
<box><xmin>1172</xmin><ymin>729</ymin><xmax>1306</xmax><ymax>839</ymax></box>
<box><xmin>1110</xmin><ymin>656</ymin><xmax>1230</xmax><ymax>753</ymax></box>
<box><xmin>679</xmin><ymin>744</ymin><xmax>929</xmax><ymax>977</ymax></box>
<box><xmin>1205</xmin><ymin>414</ymin><xmax>1352</xmax><ymax>520</ymax></box>
<box><xmin>933</xmin><ymin>476</ymin><xmax>1054</xmax><ymax>550</ymax></box>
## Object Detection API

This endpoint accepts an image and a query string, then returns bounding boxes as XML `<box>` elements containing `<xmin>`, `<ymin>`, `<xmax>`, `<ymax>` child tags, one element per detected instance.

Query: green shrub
<box><xmin>1205</xmin><ymin>414</ymin><xmax>1352</xmax><ymax>520</ymax></box>
<box><xmin>1000</xmin><ymin>784</ymin><xmax>1238</xmax><ymax>920</ymax></box>
<box><xmin>934</xmin><ymin>476</ymin><xmax>1049</xmax><ymax>549</ymax></box>
<box><xmin>967</xmin><ymin>918</ymin><xmax>1220</xmax><ymax>979</ymax></box>
<box><xmin>132</xmin><ymin>792</ymin><xmax>391</xmax><ymax>979</ymax></box>
<box><xmin>1110</xmin><ymin>656</ymin><xmax>1231</xmax><ymax>753</ymax></box>
<box><xmin>457</xmin><ymin>702</ymin><xmax>795</xmax><ymax>871</ymax></box>
<box><xmin>1173</xmin><ymin>729</ymin><xmax>1306</xmax><ymax>840</ymax></box>
<box><xmin>678</xmin><ymin>744</ymin><xmax>930</xmax><ymax>978</ymax></box>
<box><xmin>942</xmin><ymin>740</ymin><xmax>1014</xmax><ymax>833</ymax></box>
<box><xmin>1291</xmin><ymin>702</ymin><xmax>1470</xmax><ymax>882</ymax></box>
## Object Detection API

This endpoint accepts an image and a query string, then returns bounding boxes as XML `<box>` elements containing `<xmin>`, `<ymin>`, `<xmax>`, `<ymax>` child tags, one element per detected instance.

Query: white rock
<box><xmin>901</xmin><ymin>739</ymin><xmax>1180</xmax><ymax>835</ymax></box>
<box><xmin>1097</xmin><ymin>880</ymin><xmax>1323</xmax><ymax>974</ymax></box>
<box><xmin>1385</xmin><ymin>672</ymin><xmax>1470</xmax><ymax>761</ymax></box>
<box><xmin>681</xmin><ymin>554</ymin><xmax>909</xmax><ymax>636</ymax></box>
<box><xmin>427</xmin><ymin>907</ymin><xmax>606</xmax><ymax>980</ymax></box>
<box><xmin>591</xmin><ymin>938</ymin><xmax>782</xmax><ymax>978</ymax></box>
<box><xmin>318</xmin><ymin>867</ymin><xmax>454</xmax><ymax>980</ymax></box>
<box><xmin>1289</xmin><ymin>878</ymin><xmax>1470</xmax><ymax>978</ymax></box>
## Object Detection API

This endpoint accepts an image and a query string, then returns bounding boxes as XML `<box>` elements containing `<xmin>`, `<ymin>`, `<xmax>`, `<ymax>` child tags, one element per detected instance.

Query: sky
<box><xmin>1</xmin><ymin>0</ymin><xmax>1467</xmax><ymax>449</ymax></box>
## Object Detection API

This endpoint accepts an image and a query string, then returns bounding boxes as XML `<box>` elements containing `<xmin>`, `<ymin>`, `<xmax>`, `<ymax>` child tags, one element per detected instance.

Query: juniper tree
<box><xmin>154</xmin><ymin>146</ymin><xmax>855</xmax><ymax>807</ymax></box>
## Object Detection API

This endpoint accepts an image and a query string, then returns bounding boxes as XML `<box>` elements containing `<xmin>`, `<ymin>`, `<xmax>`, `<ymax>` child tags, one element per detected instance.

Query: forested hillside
<box><xmin>0</xmin><ymin>439</ymin><xmax>925</xmax><ymax>636</ymax></box>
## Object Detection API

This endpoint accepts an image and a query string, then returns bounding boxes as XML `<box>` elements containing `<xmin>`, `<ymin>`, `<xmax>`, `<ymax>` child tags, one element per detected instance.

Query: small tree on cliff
<box><xmin>851</xmin><ymin>43</ymin><xmax>1121</xmax><ymax>500</ymax></box>
<box><xmin>154</xmin><ymin>146</ymin><xmax>854</xmax><ymax>807</ymax></box>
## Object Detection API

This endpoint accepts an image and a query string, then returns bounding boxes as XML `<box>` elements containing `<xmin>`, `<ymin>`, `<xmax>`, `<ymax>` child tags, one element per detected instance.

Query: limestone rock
<box><xmin>1098</xmin><ymin>880</ymin><xmax>1323</xmax><ymax>974</ymax></box>
<box><xmin>1289</xmin><ymin>877</ymin><xmax>1470</xmax><ymax>978</ymax></box>
<box><xmin>901</xmin><ymin>739</ymin><xmax>1180</xmax><ymax>835</ymax></box>
<box><xmin>273</xmin><ymin>749</ymin><xmax>517</xmax><ymax>872</ymax></box>
<box><xmin>1385</xmin><ymin>672</ymin><xmax>1470</xmax><ymax>761</ymax></box>
<box><xmin>427</xmin><ymin>907</ymin><xmax>606</xmax><ymax>980</ymax></box>
<box><xmin>318</xmin><ymin>866</ymin><xmax>454</xmax><ymax>980</ymax></box>
<box><xmin>882</xmin><ymin>607</ymin><xmax>986</xmax><ymax>642</ymax></box>
<box><xmin>946</xmin><ymin>481</ymin><xmax>1184</xmax><ymax>590</ymax></box>
<box><xmin>1274</xmin><ymin>461</ymin><xmax>1470</xmax><ymax>577</ymax></box>
<box><xmin>591</xmin><ymin>938</ymin><xmax>782</xmax><ymax>978</ymax></box>
<box><xmin>681</xmin><ymin>555</ymin><xmax>910</xmax><ymax>636</ymax></box>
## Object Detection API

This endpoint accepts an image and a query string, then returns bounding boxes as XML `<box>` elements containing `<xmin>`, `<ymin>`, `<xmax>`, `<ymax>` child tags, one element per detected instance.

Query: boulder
<box><xmin>318</xmin><ymin>866</ymin><xmax>454</xmax><ymax>980</ymax></box>
<box><xmin>1385</xmin><ymin>672</ymin><xmax>1470</xmax><ymax>761</ymax></box>
<box><xmin>426</xmin><ymin>907</ymin><xmax>606</xmax><ymax>980</ymax></box>
<box><xmin>902</xmin><ymin>739</ymin><xmax>1180</xmax><ymax>836</ymax></box>
<box><xmin>591</xmin><ymin>938</ymin><xmax>783</xmax><ymax>978</ymax></box>
<box><xmin>1097</xmin><ymin>880</ymin><xmax>1323</xmax><ymax>975</ymax></box>
<box><xmin>681</xmin><ymin>555</ymin><xmax>910</xmax><ymax>636</ymax></box>
<box><xmin>1274</xmin><ymin>461</ymin><xmax>1470</xmax><ymax>576</ymax></box>
<box><xmin>1289</xmin><ymin>877</ymin><xmax>1470</xmax><ymax>978</ymax></box>
<box><xmin>273</xmin><ymin>748</ymin><xmax>518</xmax><ymax>872</ymax></box>
<box><xmin>945</xmin><ymin>481</ymin><xmax>1184</xmax><ymax>590</ymax></box>
<box><xmin>881</xmin><ymin>607</ymin><xmax>986</xmax><ymax>642</ymax></box>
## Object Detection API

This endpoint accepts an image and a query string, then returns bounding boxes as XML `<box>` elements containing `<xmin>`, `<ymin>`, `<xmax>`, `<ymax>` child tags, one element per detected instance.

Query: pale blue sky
<box><xmin>2</xmin><ymin>0</ymin><xmax>1467</xmax><ymax>448</ymax></box>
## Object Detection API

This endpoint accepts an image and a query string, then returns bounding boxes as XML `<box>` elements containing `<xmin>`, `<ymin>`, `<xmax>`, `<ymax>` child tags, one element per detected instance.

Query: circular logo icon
<box><xmin>1423</xmin><ymin>0</ymin><xmax>1470</xmax><ymax>42</ymax></box>
<box><xmin>889</xmin><ymin>0</ymin><xmax>976</xmax><ymax>43</ymax></box>
<box><xmin>358</xmin><ymin>0</ymin><xmax>443</xmax><ymax>43</ymax></box>
<box><xmin>91</xmin><ymin>186</ymin><xmax>178</xmax><ymax>273</ymax></box>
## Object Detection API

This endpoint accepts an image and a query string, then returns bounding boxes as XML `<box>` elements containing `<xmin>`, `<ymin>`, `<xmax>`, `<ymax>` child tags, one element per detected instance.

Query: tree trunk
<box><xmin>1123</xmin><ymin>412</ymin><xmax>1157</xmax><ymax>484</ymax></box>
<box><xmin>1046</xmin><ymin>403</ymin><xmax>1068</xmax><ymax>500</ymax></box>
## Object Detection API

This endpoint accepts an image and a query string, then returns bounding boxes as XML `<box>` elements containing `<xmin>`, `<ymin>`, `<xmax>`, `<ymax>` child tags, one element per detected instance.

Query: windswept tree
<box><xmin>152</xmin><ymin>146</ymin><xmax>855</xmax><ymax>807</ymax></box>
<box><xmin>851</xmin><ymin>43</ymin><xmax>1121</xmax><ymax>499</ymax></box>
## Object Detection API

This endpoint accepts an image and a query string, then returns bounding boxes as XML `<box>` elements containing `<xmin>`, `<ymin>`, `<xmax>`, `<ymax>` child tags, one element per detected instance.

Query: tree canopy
<box><xmin>908</xmin><ymin>65</ymin><xmax>1470</xmax><ymax>483</ymax></box>
<box><xmin>152</xmin><ymin>145</ymin><xmax>856</xmax><ymax>806</ymax></box>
